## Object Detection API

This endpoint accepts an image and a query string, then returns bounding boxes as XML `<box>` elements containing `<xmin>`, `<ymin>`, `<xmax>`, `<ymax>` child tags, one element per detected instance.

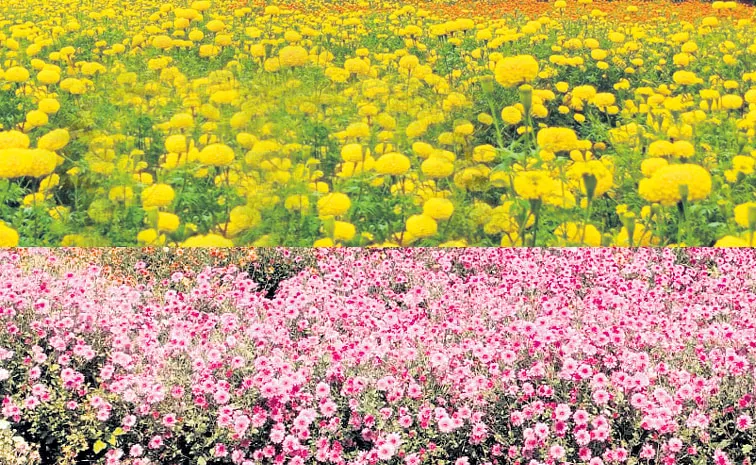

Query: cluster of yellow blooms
<box><xmin>0</xmin><ymin>0</ymin><xmax>754</xmax><ymax>247</ymax></box>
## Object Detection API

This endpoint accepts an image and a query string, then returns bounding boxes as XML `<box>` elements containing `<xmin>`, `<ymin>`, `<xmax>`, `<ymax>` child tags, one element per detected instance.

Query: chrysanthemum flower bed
<box><xmin>2</xmin><ymin>248</ymin><xmax>756</xmax><ymax>465</ymax></box>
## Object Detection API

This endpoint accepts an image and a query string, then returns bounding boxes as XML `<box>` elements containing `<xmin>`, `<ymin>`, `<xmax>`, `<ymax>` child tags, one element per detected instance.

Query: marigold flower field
<box><xmin>1</xmin><ymin>0</ymin><xmax>756</xmax><ymax>246</ymax></box>
<box><xmin>1</xmin><ymin>247</ymin><xmax>756</xmax><ymax>465</ymax></box>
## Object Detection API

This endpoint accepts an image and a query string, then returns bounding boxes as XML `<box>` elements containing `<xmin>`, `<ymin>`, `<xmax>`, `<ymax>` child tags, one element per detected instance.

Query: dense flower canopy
<box><xmin>2</xmin><ymin>248</ymin><xmax>756</xmax><ymax>464</ymax></box>
<box><xmin>0</xmin><ymin>0</ymin><xmax>754</xmax><ymax>246</ymax></box>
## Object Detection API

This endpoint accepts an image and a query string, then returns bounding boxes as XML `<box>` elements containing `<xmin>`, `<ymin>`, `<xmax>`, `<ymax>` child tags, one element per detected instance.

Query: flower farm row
<box><xmin>2</xmin><ymin>247</ymin><xmax>756</xmax><ymax>465</ymax></box>
<box><xmin>1</xmin><ymin>0</ymin><xmax>756</xmax><ymax>246</ymax></box>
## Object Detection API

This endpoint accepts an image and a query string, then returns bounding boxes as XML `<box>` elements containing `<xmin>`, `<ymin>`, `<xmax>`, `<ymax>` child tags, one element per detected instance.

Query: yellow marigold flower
<box><xmin>641</xmin><ymin>158</ymin><xmax>669</xmax><ymax>177</ymax></box>
<box><xmin>165</xmin><ymin>135</ymin><xmax>187</xmax><ymax>154</ymax></box>
<box><xmin>494</xmin><ymin>55</ymin><xmax>539</xmax><ymax>88</ymax></box>
<box><xmin>358</xmin><ymin>104</ymin><xmax>379</xmax><ymax>118</ymax></box>
<box><xmin>733</xmin><ymin>155</ymin><xmax>755</xmax><ymax>175</ymax></box>
<box><xmin>141</xmin><ymin>183</ymin><xmax>175</xmax><ymax>208</ymax></box>
<box><xmin>537</xmin><ymin>127</ymin><xmax>579</xmax><ymax>153</ymax></box>
<box><xmin>199</xmin><ymin>104</ymin><xmax>220</xmax><ymax>122</ymax></box>
<box><xmin>284</xmin><ymin>30</ymin><xmax>302</xmax><ymax>43</ymax></box>
<box><xmin>437</xmin><ymin>132</ymin><xmax>455</xmax><ymax>146</ymax></box>
<box><xmin>406</xmin><ymin>214</ymin><xmax>438</xmax><ymax>238</ymax></box>
<box><xmin>181</xmin><ymin>234</ymin><xmax>234</xmax><ymax>247</ymax></box>
<box><xmin>235</xmin><ymin>133</ymin><xmax>257</xmax><ymax>150</ymax></box>
<box><xmin>673</xmin><ymin>71</ymin><xmax>703</xmax><ymax>86</ymax></box>
<box><xmin>37</xmin><ymin>129</ymin><xmax>70</xmax><ymax>151</ymax></box>
<box><xmin>4</xmin><ymin>66</ymin><xmax>30</xmax><ymax>83</ymax></box>
<box><xmin>23</xmin><ymin>191</ymin><xmax>48</xmax><ymax>207</ymax></box>
<box><xmin>199</xmin><ymin>45</ymin><xmax>220</xmax><ymax>58</ymax></box>
<box><xmin>421</xmin><ymin>156</ymin><xmax>454</xmax><ymax>179</ymax></box>
<box><xmin>325</xmin><ymin>66</ymin><xmax>349</xmax><ymax>82</ymax></box>
<box><xmin>198</xmin><ymin>143</ymin><xmax>235</xmax><ymax>166</ymax></box>
<box><xmin>673</xmin><ymin>52</ymin><xmax>691</xmax><ymax>67</ymax></box>
<box><xmin>722</xmin><ymin>94</ymin><xmax>743</xmax><ymax>110</ymax></box>
<box><xmin>28</xmin><ymin>149</ymin><xmax>58</xmax><ymax>177</ymax></box>
<box><xmin>211</xmin><ymin>90</ymin><xmax>239</xmax><ymax>106</ymax></box>
<box><xmin>699</xmin><ymin>89</ymin><xmax>720</xmax><ymax>101</ymax></box>
<box><xmin>542</xmin><ymin>183</ymin><xmax>576</xmax><ymax>208</ymax></box>
<box><xmin>206</xmin><ymin>19</ymin><xmax>225</xmax><ymax>33</ymax></box>
<box><xmin>36</xmin><ymin>69</ymin><xmax>60</xmax><ymax>85</ymax></box>
<box><xmin>513</xmin><ymin>170</ymin><xmax>557</xmax><ymax>199</ymax></box>
<box><xmin>345</xmin><ymin>122</ymin><xmax>370</xmax><ymax>139</ymax></box>
<box><xmin>411</xmin><ymin>142</ymin><xmax>434</xmax><ymax>159</ymax></box>
<box><xmin>745</xmin><ymin>89</ymin><xmax>756</xmax><ymax>105</ymax></box>
<box><xmin>734</xmin><ymin>202</ymin><xmax>756</xmax><ymax>229</ymax></box>
<box><xmin>341</xmin><ymin>144</ymin><xmax>364</xmax><ymax>163</ymax></box>
<box><xmin>567</xmin><ymin>160</ymin><xmax>613</xmax><ymax>198</ymax></box>
<box><xmin>478</xmin><ymin>113</ymin><xmax>494</xmax><ymax>125</ymax></box>
<box><xmin>375</xmin><ymin>152</ymin><xmax>411</xmax><ymax>176</ymax></box>
<box><xmin>501</xmin><ymin>106</ymin><xmax>523</xmax><ymax>125</ymax></box>
<box><xmin>423</xmin><ymin>197</ymin><xmax>454</xmax><ymax>220</ymax></box>
<box><xmin>192</xmin><ymin>1</ymin><xmax>212</xmax><ymax>11</ymax></box>
<box><xmin>152</xmin><ymin>35</ymin><xmax>173</xmax><ymax>50</ymax></box>
<box><xmin>454</xmin><ymin>121</ymin><xmax>474</xmax><ymax>136</ymax></box>
<box><xmin>592</xmin><ymin>92</ymin><xmax>615</xmax><ymax>109</ymax></box>
<box><xmin>667</xmin><ymin>124</ymin><xmax>693</xmax><ymax>140</ymax></box>
<box><xmin>309</xmin><ymin>181</ymin><xmax>329</xmax><ymax>194</ymax></box>
<box><xmin>38</xmin><ymin>98</ymin><xmax>60</xmax><ymax>114</ymax></box>
<box><xmin>137</xmin><ymin>228</ymin><xmax>165</xmax><ymax>245</ymax></box>
<box><xmin>605</xmin><ymin>31</ymin><xmax>624</xmax><ymax>42</ymax></box>
<box><xmin>313</xmin><ymin>237</ymin><xmax>335</xmax><ymax>247</ymax></box>
<box><xmin>262</xmin><ymin>57</ymin><xmax>280</xmax><ymax>72</ymax></box>
<box><xmin>229</xmin><ymin>206</ymin><xmax>261</xmax><ymax>230</ymax></box>
<box><xmin>109</xmin><ymin>186</ymin><xmax>134</xmax><ymax>202</ymax></box>
<box><xmin>0</xmin><ymin>148</ymin><xmax>56</xmax><ymax>178</ymax></box>
<box><xmin>647</xmin><ymin>140</ymin><xmax>674</xmax><ymax>158</ymax></box>
<box><xmin>170</xmin><ymin>113</ymin><xmax>194</xmax><ymax>129</ymax></box>
<box><xmin>638</xmin><ymin>164</ymin><xmax>712</xmax><ymax>206</ymax></box>
<box><xmin>25</xmin><ymin>110</ymin><xmax>49</xmax><ymax>128</ymax></box>
<box><xmin>376</xmin><ymin>113</ymin><xmax>397</xmax><ymax>131</ymax></box>
<box><xmin>723</xmin><ymin>80</ymin><xmax>739</xmax><ymax>91</ymax></box>
<box><xmin>714</xmin><ymin>235</ymin><xmax>750</xmax><ymax>247</ymax></box>
<box><xmin>398</xmin><ymin>54</ymin><xmax>420</xmax><ymax>71</ymax></box>
<box><xmin>0</xmin><ymin>131</ymin><xmax>30</xmax><ymax>149</ymax></box>
<box><xmin>681</xmin><ymin>40</ymin><xmax>699</xmax><ymax>52</ymax></box>
<box><xmin>473</xmin><ymin>144</ymin><xmax>497</xmax><ymax>163</ymax></box>
<box><xmin>406</xmin><ymin>120</ymin><xmax>428</xmax><ymax>138</ymax></box>
<box><xmin>157</xmin><ymin>212</ymin><xmax>180</xmax><ymax>232</ymax></box>
<box><xmin>279</xmin><ymin>46</ymin><xmax>309</xmax><ymax>68</ymax></box>
<box><xmin>531</xmin><ymin>104</ymin><xmax>549</xmax><ymax>119</ymax></box>
<box><xmin>333</xmin><ymin>221</ymin><xmax>356</xmax><ymax>241</ymax></box>
<box><xmin>572</xmin><ymin>85</ymin><xmax>597</xmax><ymax>101</ymax></box>
<box><xmin>344</xmin><ymin>59</ymin><xmax>370</xmax><ymax>76</ymax></box>
<box><xmin>0</xmin><ymin>222</ymin><xmax>19</xmax><ymax>247</ymax></box>
<box><xmin>591</xmin><ymin>49</ymin><xmax>608</xmax><ymax>61</ymax></box>
<box><xmin>672</xmin><ymin>140</ymin><xmax>695</xmax><ymax>159</ymax></box>
<box><xmin>284</xmin><ymin>194</ymin><xmax>310</xmax><ymax>211</ymax></box>
<box><xmin>554</xmin><ymin>222</ymin><xmax>602</xmax><ymax>247</ymax></box>
<box><xmin>317</xmin><ymin>192</ymin><xmax>351</xmax><ymax>217</ymax></box>
<box><xmin>38</xmin><ymin>173</ymin><xmax>60</xmax><ymax>192</ymax></box>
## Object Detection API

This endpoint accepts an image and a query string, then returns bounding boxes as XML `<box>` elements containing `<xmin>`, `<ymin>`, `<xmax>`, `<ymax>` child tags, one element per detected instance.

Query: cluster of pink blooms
<box><xmin>1</xmin><ymin>248</ymin><xmax>756</xmax><ymax>465</ymax></box>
